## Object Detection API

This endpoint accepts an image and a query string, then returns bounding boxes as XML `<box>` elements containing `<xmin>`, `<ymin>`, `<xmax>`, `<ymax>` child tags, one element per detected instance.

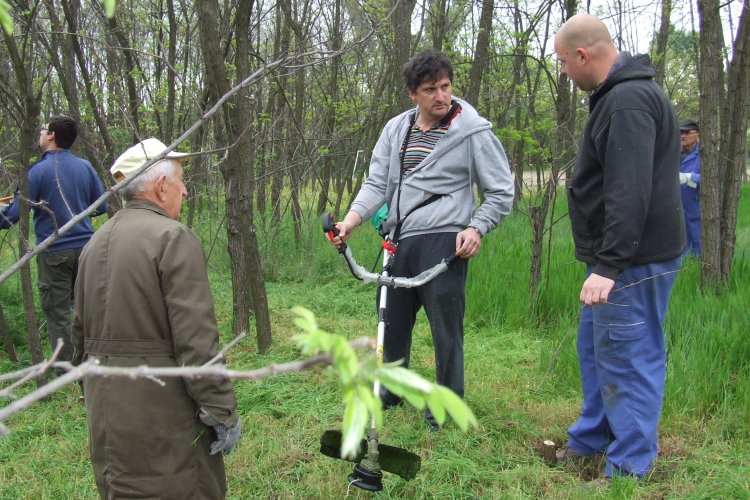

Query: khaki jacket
<box><xmin>73</xmin><ymin>198</ymin><xmax>238</xmax><ymax>500</ymax></box>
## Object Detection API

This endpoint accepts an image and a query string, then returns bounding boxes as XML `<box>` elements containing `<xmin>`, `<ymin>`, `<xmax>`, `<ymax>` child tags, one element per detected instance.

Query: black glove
<box><xmin>210</xmin><ymin>417</ymin><xmax>242</xmax><ymax>456</ymax></box>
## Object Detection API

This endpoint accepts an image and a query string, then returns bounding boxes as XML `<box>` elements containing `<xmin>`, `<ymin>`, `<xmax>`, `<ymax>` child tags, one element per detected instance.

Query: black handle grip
<box><xmin>322</xmin><ymin>212</ymin><xmax>347</xmax><ymax>254</ymax></box>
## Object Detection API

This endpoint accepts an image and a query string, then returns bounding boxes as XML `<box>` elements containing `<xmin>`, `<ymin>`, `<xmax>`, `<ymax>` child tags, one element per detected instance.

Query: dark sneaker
<box><xmin>555</xmin><ymin>446</ymin><xmax>591</xmax><ymax>462</ymax></box>
<box><xmin>425</xmin><ymin>409</ymin><xmax>440</xmax><ymax>433</ymax></box>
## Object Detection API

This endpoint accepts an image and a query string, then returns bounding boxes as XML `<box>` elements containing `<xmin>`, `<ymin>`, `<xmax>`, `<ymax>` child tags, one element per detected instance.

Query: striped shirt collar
<box><xmin>412</xmin><ymin>101</ymin><xmax>462</xmax><ymax>130</ymax></box>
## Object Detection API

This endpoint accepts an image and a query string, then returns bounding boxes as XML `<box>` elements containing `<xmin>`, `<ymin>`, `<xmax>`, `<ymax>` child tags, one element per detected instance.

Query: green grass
<box><xmin>2</xmin><ymin>186</ymin><xmax>750</xmax><ymax>498</ymax></box>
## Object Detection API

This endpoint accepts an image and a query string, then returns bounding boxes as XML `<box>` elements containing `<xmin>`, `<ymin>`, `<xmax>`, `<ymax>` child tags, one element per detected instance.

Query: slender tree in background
<box><xmin>3</xmin><ymin>3</ymin><xmax>47</xmax><ymax>388</ymax></box>
<box><xmin>465</xmin><ymin>0</ymin><xmax>494</xmax><ymax>108</ymax></box>
<box><xmin>59</xmin><ymin>0</ymin><xmax>122</xmax><ymax>214</ymax></box>
<box><xmin>316</xmin><ymin>0</ymin><xmax>342</xmax><ymax>216</ymax></box>
<box><xmin>196</xmin><ymin>0</ymin><xmax>273</xmax><ymax>351</ymax></box>
<box><xmin>653</xmin><ymin>0</ymin><xmax>673</xmax><ymax>87</ymax></box>
<box><xmin>698</xmin><ymin>0</ymin><xmax>750</xmax><ymax>290</ymax></box>
<box><xmin>0</xmin><ymin>303</ymin><xmax>18</xmax><ymax>362</ymax></box>
<box><xmin>104</xmin><ymin>4</ymin><xmax>142</xmax><ymax>141</ymax></box>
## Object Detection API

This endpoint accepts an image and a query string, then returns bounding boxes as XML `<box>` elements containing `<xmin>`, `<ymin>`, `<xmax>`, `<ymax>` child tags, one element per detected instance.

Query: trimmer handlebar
<box><xmin>322</xmin><ymin>211</ymin><xmax>459</xmax><ymax>288</ymax></box>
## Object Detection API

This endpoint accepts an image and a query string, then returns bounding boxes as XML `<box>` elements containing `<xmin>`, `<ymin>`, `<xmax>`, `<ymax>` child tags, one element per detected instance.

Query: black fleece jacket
<box><xmin>568</xmin><ymin>53</ymin><xmax>687</xmax><ymax>280</ymax></box>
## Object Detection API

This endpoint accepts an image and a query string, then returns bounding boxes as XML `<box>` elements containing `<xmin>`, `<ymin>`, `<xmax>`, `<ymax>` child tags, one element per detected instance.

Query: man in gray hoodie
<box><xmin>328</xmin><ymin>49</ymin><xmax>514</xmax><ymax>430</ymax></box>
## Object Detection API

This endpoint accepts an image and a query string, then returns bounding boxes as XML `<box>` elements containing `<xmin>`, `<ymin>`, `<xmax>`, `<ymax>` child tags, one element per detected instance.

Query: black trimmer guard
<box><xmin>319</xmin><ymin>430</ymin><xmax>421</xmax><ymax>481</ymax></box>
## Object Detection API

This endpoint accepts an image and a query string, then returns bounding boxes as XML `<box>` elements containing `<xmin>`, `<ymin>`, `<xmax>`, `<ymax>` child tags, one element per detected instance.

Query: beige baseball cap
<box><xmin>110</xmin><ymin>138</ymin><xmax>190</xmax><ymax>183</ymax></box>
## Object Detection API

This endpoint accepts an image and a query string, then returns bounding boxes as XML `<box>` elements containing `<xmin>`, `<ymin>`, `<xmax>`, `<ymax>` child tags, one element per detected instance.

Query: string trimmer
<box><xmin>320</xmin><ymin>212</ymin><xmax>458</xmax><ymax>491</ymax></box>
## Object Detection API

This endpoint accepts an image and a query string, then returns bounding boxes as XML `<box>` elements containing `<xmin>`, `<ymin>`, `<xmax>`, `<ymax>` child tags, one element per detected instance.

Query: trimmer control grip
<box><xmin>322</xmin><ymin>212</ymin><xmax>347</xmax><ymax>254</ymax></box>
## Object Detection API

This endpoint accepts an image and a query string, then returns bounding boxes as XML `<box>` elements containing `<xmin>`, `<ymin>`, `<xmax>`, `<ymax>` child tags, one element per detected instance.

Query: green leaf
<box><xmin>291</xmin><ymin>306</ymin><xmax>316</xmax><ymax>328</ymax></box>
<box><xmin>437</xmin><ymin>386</ymin><xmax>477</xmax><ymax>431</ymax></box>
<box><xmin>399</xmin><ymin>385</ymin><xmax>426</xmax><ymax>409</ymax></box>
<box><xmin>0</xmin><ymin>0</ymin><xmax>12</xmax><ymax>35</ymax></box>
<box><xmin>375</xmin><ymin>366</ymin><xmax>438</xmax><ymax>409</ymax></box>
<box><xmin>101</xmin><ymin>0</ymin><xmax>115</xmax><ymax>17</ymax></box>
<box><xmin>341</xmin><ymin>387</ymin><xmax>369</xmax><ymax>460</ymax></box>
<box><xmin>331</xmin><ymin>336</ymin><xmax>358</xmax><ymax>385</ymax></box>
<box><xmin>292</xmin><ymin>317</ymin><xmax>316</xmax><ymax>335</ymax></box>
<box><xmin>357</xmin><ymin>384</ymin><xmax>381</xmax><ymax>430</ymax></box>
<box><xmin>333</xmin><ymin>336</ymin><xmax>357</xmax><ymax>374</ymax></box>
<box><xmin>376</xmin><ymin>365</ymin><xmax>433</xmax><ymax>393</ymax></box>
<box><xmin>289</xmin><ymin>306</ymin><xmax>475</xmax><ymax>458</ymax></box>
<box><xmin>291</xmin><ymin>332</ymin><xmax>320</xmax><ymax>356</ymax></box>
<box><xmin>292</xmin><ymin>307</ymin><xmax>336</xmax><ymax>356</ymax></box>
<box><xmin>424</xmin><ymin>388</ymin><xmax>446</xmax><ymax>426</ymax></box>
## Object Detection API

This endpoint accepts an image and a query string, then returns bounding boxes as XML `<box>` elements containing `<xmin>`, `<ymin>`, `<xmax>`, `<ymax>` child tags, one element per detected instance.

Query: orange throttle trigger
<box><xmin>322</xmin><ymin>212</ymin><xmax>347</xmax><ymax>254</ymax></box>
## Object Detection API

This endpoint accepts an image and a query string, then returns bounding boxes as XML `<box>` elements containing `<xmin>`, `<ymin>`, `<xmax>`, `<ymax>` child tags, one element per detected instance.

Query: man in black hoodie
<box><xmin>553</xmin><ymin>15</ymin><xmax>686</xmax><ymax>482</ymax></box>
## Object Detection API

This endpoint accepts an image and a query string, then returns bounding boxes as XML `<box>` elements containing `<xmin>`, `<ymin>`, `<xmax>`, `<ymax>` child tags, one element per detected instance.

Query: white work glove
<box><xmin>210</xmin><ymin>418</ymin><xmax>242</xmax><ymax>455</ymax></box>
<box><xmin>686</xmin><ymin>174</ymin><xmax>697</xmax><ymax>188</ymax></box>
<box><xmin>679</xmin><ymin>172</ymin><xmax>689</xmax><ymax>185</ymax></box>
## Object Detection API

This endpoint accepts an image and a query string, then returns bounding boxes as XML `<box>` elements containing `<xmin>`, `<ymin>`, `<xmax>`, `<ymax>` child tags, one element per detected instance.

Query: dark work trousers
<box><xmin>381</xmin><ymin>232</ymin><xmax>468</xmax><ymax>409</ymax></box>
<box><xmin>37</xmin><ymin>247</ymin><xmax>82</xmax><ymax>366</ymax></box>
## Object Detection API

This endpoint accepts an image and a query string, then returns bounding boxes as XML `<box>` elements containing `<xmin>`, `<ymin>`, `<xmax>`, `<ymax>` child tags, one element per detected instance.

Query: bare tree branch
<box><xmin>0</xmin><ymin>336</ymin><xmax>375</xmax><ymax>435</ymax></box>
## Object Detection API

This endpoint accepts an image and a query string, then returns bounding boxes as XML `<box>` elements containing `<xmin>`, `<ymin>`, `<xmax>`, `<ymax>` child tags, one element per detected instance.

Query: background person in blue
<box><xmin>679</xmin><ymin>119</ymin><xmax>701</xmax><ymax>256</ymax></box>
<box><xmin>0</xmin><ymin>116</ymin><xmax>107</xmax><ymax>373</ymax></box>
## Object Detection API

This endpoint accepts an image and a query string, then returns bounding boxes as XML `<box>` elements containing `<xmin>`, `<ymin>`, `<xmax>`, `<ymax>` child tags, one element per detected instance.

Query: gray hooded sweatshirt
<box><xmin>351</xmin><ymin>97</ymin><xmax>514</xmax><ymax>239</ymax></box>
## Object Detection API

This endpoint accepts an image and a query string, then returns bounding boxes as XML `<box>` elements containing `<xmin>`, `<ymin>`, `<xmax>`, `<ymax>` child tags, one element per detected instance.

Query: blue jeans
<box><xmin>566</xmin><ymin>257</ymin><xmax>681</xmax><ymax>477</ymax></box>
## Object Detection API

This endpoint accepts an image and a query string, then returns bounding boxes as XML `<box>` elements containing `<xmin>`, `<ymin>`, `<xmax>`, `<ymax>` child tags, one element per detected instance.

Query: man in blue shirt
<box><xmin>679</xmin><ymin>119</ymin><xmax>701</xmax><ymax>256</ymax></box>
<box><xmin>0</xmin><ymin>116</ymin><xmax>107</xmax><ymax>370</ymax></box>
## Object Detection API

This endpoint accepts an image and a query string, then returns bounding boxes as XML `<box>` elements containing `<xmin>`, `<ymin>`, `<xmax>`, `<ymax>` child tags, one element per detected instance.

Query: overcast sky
<box><xmin>589</xmin><ymin>0</ymin><xmax>745</xmax><ymax>55</ymax></box>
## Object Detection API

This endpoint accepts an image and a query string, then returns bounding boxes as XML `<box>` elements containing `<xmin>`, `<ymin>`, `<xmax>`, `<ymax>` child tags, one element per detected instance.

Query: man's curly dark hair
<box><xmin>402</xmin><ymin>49</ymin><xmax>453</xmax><ymax>93</ymax></box>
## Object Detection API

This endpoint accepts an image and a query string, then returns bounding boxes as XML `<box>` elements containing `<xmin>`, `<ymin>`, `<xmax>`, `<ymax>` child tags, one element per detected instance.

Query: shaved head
<box><xmin>554</xmin><ymin>14</ymin><xmax>619</xmax><ymax>91</ymax></box>
<box><xmin>556</xmin><ymin>14</ymin><xmax>614</xmax><ymax>53</ymax></box>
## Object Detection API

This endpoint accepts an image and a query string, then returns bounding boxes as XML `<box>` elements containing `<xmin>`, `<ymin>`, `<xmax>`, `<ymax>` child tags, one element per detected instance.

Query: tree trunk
<box><xmin>197</xmin><ymin>0</ymin><xmax>251</xmax><ymax>337</ymax></box>
<box><xmin>197</xmin><ymin>0</ymin><xmax>273</xmax><ymax>351</ymax></box>
<box><xmin>0</xmin><ymin>302</ymin><xmax>18</xmax><ymax>362</ymax></box>
<box><xmin>270</xmin><ymin>3</ymin><xmax>289</xmax><ymax>227</ymax></box>
<box><xmin>42</xmin><ymin>0</ymin><xmax>119</xmax><ymax>216</ymax></box>
<box><xmin>255</xmin><ymin>47</ymin><xmax>270</xmax><ymax>218</ymax></box>
<box><xmin>529</xmin><ymin>194</ymin><xmax>551</xmax><ymax>301</ymax></box>
<box><xmin>107</xmin><ymin>12</ymin><xmax>142</xmax><ymax>141</ymax></box>
<box><xmin>315</xmin><ymin>0</ymin><xmax>341</xmax><ymax>216</ymax></box>
<box><xmin>531</xmin><ymin>0</ymin><xmax>575</xmax><ymax>301</ymax></box>
<box><xmin>280</xmin><ymin>0</ymin><xmax>307</xmax><ymax>245</ymax></box>
<box><xmin>390</xmin><ymin>0</ymin><xmax>418</xmax><ymax>112</ymax></box>
<box><xmin>430</xmin><ymin>0</ymin><xmax>447</xmax><ymax>51</ymax></box>
<box><xmin>165</xmin><ymin>0</ymin><xmax>178</xmax><ymax>144</ymax></box>
<box><xmin>465</xmin><ymin>0</ymin><xmax>494</xmax><ymax>107</ymax></box>
<box><xmin>3</xmin><ymin>24</ymin><xmax>47</xmax><ymax>388</ymax></box>
<box><xmin>653</xmin><ymin>0</ymin><xmax>673</xmax><ymax>88</ymax></box>
<box><xmin>698</xmin><ymin>0</ymin><xmax>726</xmax><ymax>289</ymax></box>
<box><xmin>510</xmin><ymin>0</ymin><xmax>526</xmax><ymax>204</ymax></box>
<box><xmin>234</xmin><ymin>0</ymin><xmax>272</xmax><ymax>352</ymax></box>
<box><xmin>60</xmin><ymin>0</ymin><xmax>121</xmax><ymax>217</ymax></box>
<box><xmin>718</xmin><ymin>0</ymin><xmax>750</xmax><ymax>282</ymax></box>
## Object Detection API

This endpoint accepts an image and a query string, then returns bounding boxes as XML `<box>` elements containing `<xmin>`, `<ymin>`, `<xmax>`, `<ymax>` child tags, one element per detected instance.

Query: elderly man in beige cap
<box><xmin>72</xmin><ymin>139</ymin><xmax>241</xmax><ymax>500</ymax></box>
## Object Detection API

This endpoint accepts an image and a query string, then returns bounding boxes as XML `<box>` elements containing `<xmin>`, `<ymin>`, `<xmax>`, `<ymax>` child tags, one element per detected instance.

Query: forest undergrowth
<box><xmin>1</xmin><ymin>185</ymin><xmax>750</xmax><ymax>499</ymax></box>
